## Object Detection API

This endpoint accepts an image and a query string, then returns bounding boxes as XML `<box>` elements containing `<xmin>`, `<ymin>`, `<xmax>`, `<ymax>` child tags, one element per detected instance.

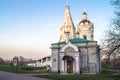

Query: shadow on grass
<box><xmin>34</xmin><ymin>69</ymin><xmax>120</xmax><ymax>80</ymax></box>
<box><xmin>35</xmin><ymin>74</ymin><xmax>120</xmax><ymax>80</ymax></box>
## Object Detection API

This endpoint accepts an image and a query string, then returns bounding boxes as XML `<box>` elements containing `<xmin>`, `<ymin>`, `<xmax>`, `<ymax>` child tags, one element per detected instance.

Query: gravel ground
<box><xmin>0</xmin><ymin>71</ymin><xmax>49</xmax><ymax>80</ymax></box>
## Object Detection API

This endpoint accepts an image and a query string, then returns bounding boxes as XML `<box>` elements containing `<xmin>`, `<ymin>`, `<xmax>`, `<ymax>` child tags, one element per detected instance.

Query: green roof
<box><xmin>52</xmin><ymin>38</ymin><xmax>95</xmax><ymax>45</ymax></box>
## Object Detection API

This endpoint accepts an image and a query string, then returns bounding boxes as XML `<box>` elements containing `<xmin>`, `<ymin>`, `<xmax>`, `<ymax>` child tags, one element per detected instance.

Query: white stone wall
<box><xmin>36</xmin><ymin>61</ymin><xmax>41</xmax><ymax>67</ymax></box>
<box><xmin>51</xmin><ymin>53</ymin><xmax>58</xmax><ymax>72</ymax></box>
<box><xmin>36</xmin><ymin>56</ymin><xmax>51</xmax><ymax>67</ymax></box>
<box><xmin>51</xmin><ymin>41</ymin><xmax>100</xmax><ymax>74</ymax></box>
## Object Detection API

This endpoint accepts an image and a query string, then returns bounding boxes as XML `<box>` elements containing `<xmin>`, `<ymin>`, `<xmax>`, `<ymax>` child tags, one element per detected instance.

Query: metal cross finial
<box><xmin>65</xmin><ymin>0</ymin><xmax>68</xmax><ymax>5</ymax></box>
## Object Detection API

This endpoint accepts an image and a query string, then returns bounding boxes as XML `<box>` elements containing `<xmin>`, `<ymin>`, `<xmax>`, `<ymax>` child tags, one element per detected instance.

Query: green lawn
<box><xmin>0</xmin><ymin>65</ymin><xmax>120</xmax><ymax>80</ymax></box>
<box><xmin>35</xmin><ymin>69</ymin><xmax>120</xmax><ymax>80</ymax></box>
<box><xmin>0</xmin><ymin>64</ymin><xmax>49</xmax><ymax>73</ymax></box>
<box><xmin>35</xmin><ymin>74</ymin><xmax>120</xmax><ymax>80</ymax></box>
<box><xmin>0</xmin><ymin>64</ymin><xmax>12</xmax><ymax>72</ymax></box>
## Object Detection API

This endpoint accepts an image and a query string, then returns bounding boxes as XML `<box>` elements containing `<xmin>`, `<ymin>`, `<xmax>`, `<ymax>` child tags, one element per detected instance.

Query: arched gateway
<box><xmin>62</xmin><ymin>55</ymin><xmax>74</xmax><ymax>73</ymax></box>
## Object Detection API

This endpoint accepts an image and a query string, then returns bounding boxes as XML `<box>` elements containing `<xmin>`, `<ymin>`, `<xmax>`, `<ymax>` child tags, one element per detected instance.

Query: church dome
<box><xmin>83</xmin><ymin>12</ymin><xmax>87</xmax><ymax>15</ymax></box>
<box><xmin>79</xmin><ymin>11</ymin><xmax>92</xmax><ymax>25</ymax></box>
<box><xmin>79</xmin><ymin>19</ymin><xmax>91</xmax><ymax>24</ymax></box>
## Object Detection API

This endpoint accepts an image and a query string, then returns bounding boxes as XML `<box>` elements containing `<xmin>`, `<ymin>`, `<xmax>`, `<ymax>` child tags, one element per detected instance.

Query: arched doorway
<box><xmin>62</xmin><ymin>55</ymin><xmax>74</xmax><ymax>73</ymax></box>
<box><xmin>67</xmin><ymin>60</ymin><xmax>73</xmax><ymax>73</ymax></box>
<box><xmin>83</xmin><ymin>35</ymin><xmax>87</xmax><ymax>40</ymax></box>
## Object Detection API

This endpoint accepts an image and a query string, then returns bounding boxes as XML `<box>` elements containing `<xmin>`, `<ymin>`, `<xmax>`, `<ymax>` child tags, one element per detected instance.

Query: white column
<box><xmin>76</xmin><ymin>56</ymin><xmax>80</xmax><ymax>73</ymax></box>
<box><xmin>65</xmin><ymin>60</ymin><xmax>67</xmax><ymax>72</ymax></box>
<box><xmin>61</xmin><ymin>60</ymin><xmax>64</xmax><ymax>72</ymax></box>
<box><xmin>60</xmin><ymin>54</ymin><xmax>65</xmax><ymax>73</ymax></box>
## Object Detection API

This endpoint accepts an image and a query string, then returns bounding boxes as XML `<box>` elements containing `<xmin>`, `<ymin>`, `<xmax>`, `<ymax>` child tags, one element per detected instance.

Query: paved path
<box><xmin>0</xmin><ymin>71</ymin><xmax>49</xmax><ymax>80</ymax></box>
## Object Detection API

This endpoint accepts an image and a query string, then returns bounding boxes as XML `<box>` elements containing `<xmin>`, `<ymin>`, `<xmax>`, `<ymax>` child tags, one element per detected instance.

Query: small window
<box><xmin>53</xmin><ymin>59</ymin><xmax>56</xmax><ymax>62</ymax></box>
<box><xmin>83</xmin><ymin>35</ymin><xmax>87</xmax><ymax>40</ymax></box>
<box><xmin>48</xmin><ymin>57</ymin><xmax>51</xmax><ymax>61</ymax></box>
<box><xmin>91</xmin><ymin>35</ymin><xmax>93</xmax><ymax>39</ymax></box>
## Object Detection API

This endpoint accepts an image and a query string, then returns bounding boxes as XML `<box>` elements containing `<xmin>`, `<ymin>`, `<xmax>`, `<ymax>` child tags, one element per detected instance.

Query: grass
<box><xmin>0</xmin><ymin>64</ymin><xmax>13</xmax><ymax>72</ymax></box>
<box><xmin>0</xmin><ymin>64</ymin><xmax>49</xmax><ymax>73</ymax></box>
<box><xmin>35</xmin><ymin>74</ymin><xmax>120</xmax><ymax>80</ymax></box>
<box><xmin>35</xmin><ymin>69</ymin><xmax>120</xmax><ymax>80</ymax></box>
<box><xmin>101</xmin><ymin>68</ymin><xmax>117</xmax><ymax>75</ymax></box>
<box><xmin>0</xmin><ymin>65</ymin><xmax>120</xmax><ymax>80</ymax></box>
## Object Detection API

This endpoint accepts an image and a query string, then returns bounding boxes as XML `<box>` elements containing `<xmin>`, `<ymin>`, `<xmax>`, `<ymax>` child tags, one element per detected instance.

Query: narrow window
<box><xmin>83</xmin><ymin>35</ymin><xmax>87</xmax><ymax>40</ymax></box>
<box><xmin>53</xmin><ymin>59</ymin><xmax>56</xmax><ymax>62</ymax></box>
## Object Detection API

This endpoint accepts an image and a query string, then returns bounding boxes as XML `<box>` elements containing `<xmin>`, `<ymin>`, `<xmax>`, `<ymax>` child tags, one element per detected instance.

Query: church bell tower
<box><xmin>77</xmin><ymin>12</ymin><xmax>94</xmax><ymax>40</ymax></box>
<box><xmin>59</xmin><ymin>5</ymin><xmax>76</xmax><ymax>42</ymax></box>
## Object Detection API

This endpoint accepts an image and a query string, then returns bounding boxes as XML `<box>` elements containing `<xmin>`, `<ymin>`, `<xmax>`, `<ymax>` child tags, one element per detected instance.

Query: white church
<box><xmin>51</xmin><ymin>5</ymin><xmax>101</xmax><ymax>74</ymax></box>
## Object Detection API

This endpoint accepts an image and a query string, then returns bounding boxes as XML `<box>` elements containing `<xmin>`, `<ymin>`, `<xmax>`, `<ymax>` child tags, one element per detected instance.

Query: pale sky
<box><xmin>0</xmin><ymin>0</ymin><xmax>114</xmax><ymax>60</ymax></box>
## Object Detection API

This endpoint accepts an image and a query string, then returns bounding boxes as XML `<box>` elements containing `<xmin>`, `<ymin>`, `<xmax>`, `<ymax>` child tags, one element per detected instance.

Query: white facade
<box><xmin>51</xmin><ymin>5</ymin><xmax>101</xmax><ymax>74</ymax></box>
<box><xmin>51</xmin><ymin>40</ymin><xmax>101</xmax><ymax>74</ymax></box>
<box><xmin>36</xmin><ymin>56</ymin><xmax>51</xmax><ymax>67</ymax></box>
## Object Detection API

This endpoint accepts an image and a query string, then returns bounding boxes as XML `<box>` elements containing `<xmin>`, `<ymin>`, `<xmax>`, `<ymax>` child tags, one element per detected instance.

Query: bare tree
<box><xmin>103</xmin><ymin>0</ymin><xmax>120</xmax><ymax>59</ymax></box>
<box><xmin>0</xmin><ymin>57</ymin><xmax>5</xmax><ymax>64</ymax></box>
<box><xmin>101</xmin><ymin>0</ymin><xmax>120</xmax><ymax>69</ymax></box>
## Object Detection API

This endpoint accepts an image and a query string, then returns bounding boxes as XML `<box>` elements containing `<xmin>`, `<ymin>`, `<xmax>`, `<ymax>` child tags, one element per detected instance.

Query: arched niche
<box><xmin>60</xmin><ymin>42</ymin><xmax>78</xmax><ymax>53</ymax></box>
